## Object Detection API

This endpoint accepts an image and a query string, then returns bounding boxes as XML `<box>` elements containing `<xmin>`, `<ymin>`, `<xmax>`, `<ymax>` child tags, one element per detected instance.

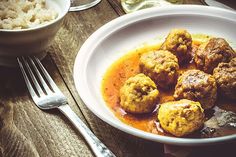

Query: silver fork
<box><xmin>17</xmin><ymin>56</ymin><xmax>116</xmax><ymax>157</ymax></box>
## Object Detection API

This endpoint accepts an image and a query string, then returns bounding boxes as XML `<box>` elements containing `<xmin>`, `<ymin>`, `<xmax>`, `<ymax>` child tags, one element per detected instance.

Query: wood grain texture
<box><xmin>0</xmin><ymin>57</ymin><xmax>93</xmax><ymax>157</ymax></box>
<box><xmin>107</xmin><ymin>0</ymin><xmax>125</xmax><ymax>16</ymax></box>
<box><xmin>0</xmin><ymin>101</ymin><xmax>39</xmax><ymax>157</ymax></box>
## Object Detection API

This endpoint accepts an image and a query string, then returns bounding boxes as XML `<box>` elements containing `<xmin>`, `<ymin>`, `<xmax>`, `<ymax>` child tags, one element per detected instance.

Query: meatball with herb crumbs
<box><xmin>213</xmin><ymin>58</ymin><xmax>236</xmax><ymax>99</ymax></box>
<box><xmin>174</xmin><ymin>70</ymin><xmax>217</xmax><ymax>109</ymax></box>
<box><xmin>120</xmin><ymin>73</ymin><xmax>160</xmax><ymax>114</ymax></box>
<box><xmin>161</xmin><ymin>29</ymin><xmax>192</xmax><ymax>64</ymax></box>
<box><xmin>194</xmin><ymin>38</ymin><xmax>235</xmax><ymax>74</ymax></box>
<box><xmin>158</xmin><ymin>99</ymin><xmax>204</xmax><ymax>137</ymax></box>
<box><xmin>140</xmin><ymin>50</ymin><xmax>179</xmax><ymax>89</ymax></box>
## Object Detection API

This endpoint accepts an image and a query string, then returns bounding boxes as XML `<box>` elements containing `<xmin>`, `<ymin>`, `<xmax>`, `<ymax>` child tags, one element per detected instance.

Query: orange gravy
<box><xmin>101</xmin><ymin>41</ymin><xmax>236</xmax><ymax>138</ymax></box>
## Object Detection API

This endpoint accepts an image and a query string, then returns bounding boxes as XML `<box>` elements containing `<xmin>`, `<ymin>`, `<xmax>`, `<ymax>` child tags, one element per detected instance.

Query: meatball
<box><xmin>140</xmin><ymin>50</ymin><xmax>179</xmax><ymax>89</ymax></box>
<box><xmin>120</xmin><ymin>73</ymin><xmax>160</xmax><ymax>114</ymax></box>
<box><xmin>174</xmin><ymin>70</ymin><xmax>217</xmax><ymax>109</ymax></box>
<box><xmin>194</xmin><ymin>38</ymin><xmax>235</xmax><ymax>73</ymax></box>
<box><xmin>161</xmin><ymin>29</ymin><xmax>192</xmax><ymax>64</ymax></box>
<box><xmin>213</xmin><ymin>58</ymin><xmax>236</xmax><ymax>99</ymax></box>
<box><xmin>158</xmin><ymin>99</ymin><xmax>204</xmax><ymax>137</ymax></box>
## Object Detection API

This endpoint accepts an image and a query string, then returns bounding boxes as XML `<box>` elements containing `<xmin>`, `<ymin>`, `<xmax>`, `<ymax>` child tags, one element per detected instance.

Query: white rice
<box><xmin>0</xmin><ymin>0</ymin><xmax>58</xmax><ymax>30</ymax></box>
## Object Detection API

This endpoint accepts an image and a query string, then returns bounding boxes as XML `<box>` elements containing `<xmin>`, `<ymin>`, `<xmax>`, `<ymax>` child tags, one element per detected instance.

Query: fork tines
<box><xmin>17</xmin><ymin>56</ymin><xmax>59</xmax><ymax>98</ymax></box>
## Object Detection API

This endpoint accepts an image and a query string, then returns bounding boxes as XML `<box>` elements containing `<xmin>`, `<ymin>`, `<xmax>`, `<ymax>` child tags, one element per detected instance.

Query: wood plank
<box><xmin>50</xmin><ymin>0</ymin><xmax>164</xmax><ymax>156</ymax></box>
<box><xmin>107</xmin><ymin>0</ymin><xmax>126</xmax><ymax>16</ymax></box>
<box><xmin>0</xmin><ymin>56</ymin><xmax>94</xmax><ymax>157</ymax></box>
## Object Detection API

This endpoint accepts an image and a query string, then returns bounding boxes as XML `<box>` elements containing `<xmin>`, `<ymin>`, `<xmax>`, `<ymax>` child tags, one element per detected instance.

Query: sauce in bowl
<box><xmin>101</xmin><ymin>34</ymin><xmax>236</xmax><ymax>138</ymax></box>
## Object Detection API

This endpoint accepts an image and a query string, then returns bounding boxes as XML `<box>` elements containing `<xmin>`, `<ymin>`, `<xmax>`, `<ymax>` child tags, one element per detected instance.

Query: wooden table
<box><xmin>0</xmin><ymin>1</ymin><xmax>235</xmax><ymax>157</ymax></box>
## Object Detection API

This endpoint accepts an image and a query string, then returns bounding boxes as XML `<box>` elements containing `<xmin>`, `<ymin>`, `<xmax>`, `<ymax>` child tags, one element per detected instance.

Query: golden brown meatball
<box><xmin>140</xmin><ymin>50</ymin><xmax>179</xmax><ymax>89</ymax></box>
<box><xmin>161</xmin><ymin>29</ymin><xmax>192</xmax><ymax>64</ymax></box>
<box><xmin>213</xmin><ymin>58</ymin><xmax>236</xmax><ymax>99</ymax></box>
<box><xmin>158</xmin><ymin>99</ymin><xmax>204</xmax><ymax>137</ymax></box>
<box><xmin>194</xmin><ymin>38</ymin><xmax>235</xmax><ymax>74</ymax></box>
<box><xmin>120</xmin><ymin>73</ymin><xmax>160</xmax><ymax>114</ymax></box>
<box><xmin>174</xmin><ymin>70</ymin><xmax>217</xmax><ymax>109</ymax></box>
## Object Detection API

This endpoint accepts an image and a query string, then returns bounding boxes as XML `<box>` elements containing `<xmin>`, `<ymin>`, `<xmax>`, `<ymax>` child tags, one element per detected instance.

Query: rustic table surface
<box><xmin>0</xmin><ymin>0</ymin><xmax>235</xmax><ymax>157</ymax></box>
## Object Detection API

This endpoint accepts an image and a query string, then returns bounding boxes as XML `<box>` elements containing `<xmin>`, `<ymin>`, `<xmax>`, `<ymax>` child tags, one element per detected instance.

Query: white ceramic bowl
<box><xmin>0</xmin><ymin>0</ymin><xmax>70</xmax><ymax>66</ymax></box>
<box><xmin>73</xmin><ymin>5</ymin><xmax>236</xmax><ymax>146</ymax></box>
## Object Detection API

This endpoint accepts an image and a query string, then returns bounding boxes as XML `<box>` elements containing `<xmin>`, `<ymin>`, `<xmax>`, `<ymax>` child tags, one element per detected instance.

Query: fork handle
<box><xmin>58</xmin><ymin>104</ymin><xmax>116</xmax><ymax>157</ymax></box>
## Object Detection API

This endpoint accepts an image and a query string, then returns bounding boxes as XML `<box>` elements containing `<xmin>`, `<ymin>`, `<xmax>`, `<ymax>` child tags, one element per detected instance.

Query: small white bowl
<box><xmin>0</xmin><ymin>0</ymin><xmax>70</xmax><ymax>66</ymax></box>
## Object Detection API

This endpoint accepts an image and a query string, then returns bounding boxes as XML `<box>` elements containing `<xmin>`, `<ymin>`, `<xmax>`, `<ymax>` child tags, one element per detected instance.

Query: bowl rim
<box><xmin>73</xmin><ymin>5</ymin><xmax>236</xmax><ymax>146</ymax></box>
<box><xmin>0</xmin><ymin>0</ymin><xmax>71</xmax><ymax>32</ymax></box>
